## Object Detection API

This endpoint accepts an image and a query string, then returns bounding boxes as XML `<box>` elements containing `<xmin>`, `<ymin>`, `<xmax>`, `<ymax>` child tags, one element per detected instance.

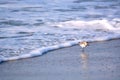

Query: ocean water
<box><xmin>0</xmin><ymin>0</ymin><xmax>120</xmax><ymax>62</ymax></box>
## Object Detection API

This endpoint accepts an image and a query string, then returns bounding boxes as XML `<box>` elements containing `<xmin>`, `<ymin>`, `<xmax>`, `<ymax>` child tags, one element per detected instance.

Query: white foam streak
<box><xmin>53</xmin><ymin>19</ymin><xmax>120</xmax><ymax>31</ymax></box>
<box><xmin>0</xmin><ymin>40</ymin><xmax>79</xmax><ymax>63</ymax></box>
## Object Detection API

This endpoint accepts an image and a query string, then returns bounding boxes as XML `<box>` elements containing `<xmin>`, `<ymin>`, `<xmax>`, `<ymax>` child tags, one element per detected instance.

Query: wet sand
<box><xmin>0</xmin><ymin>39</ymin><xmax>120</xmax><ymax>80</ymax></box>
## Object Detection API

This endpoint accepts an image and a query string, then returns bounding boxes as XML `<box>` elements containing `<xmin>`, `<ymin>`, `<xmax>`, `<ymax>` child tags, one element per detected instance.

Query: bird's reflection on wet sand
<box><xmin>80</xmin><ymin>50</ymin><xmax>90</xmax><ymax>80</ymax></box>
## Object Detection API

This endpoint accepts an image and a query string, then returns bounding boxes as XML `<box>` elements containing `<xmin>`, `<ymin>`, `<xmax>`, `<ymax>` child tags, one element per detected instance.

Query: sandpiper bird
<box><xmin>79</xmin><ymin>41</ymin><xmax>88</xmax><ymax>51</ymax></box>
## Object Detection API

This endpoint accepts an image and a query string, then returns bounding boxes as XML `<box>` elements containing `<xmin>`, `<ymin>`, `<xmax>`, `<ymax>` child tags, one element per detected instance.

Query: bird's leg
<box><xmin>82</xmin><ymin>48</ymin><xmax>85</xmax><ymax>52</ymax></box>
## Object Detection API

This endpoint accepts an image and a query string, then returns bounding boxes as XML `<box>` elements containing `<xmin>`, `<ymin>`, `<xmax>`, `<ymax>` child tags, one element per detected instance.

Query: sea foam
<box><xmin>52</xmin><ymin>19</ymin><xmax>120</xmax><ymax>31</ymax></box>
<box><xmin>0</xmin><ymin>19</ymin><xmax>120</xmax><ymax>63</ymax></box>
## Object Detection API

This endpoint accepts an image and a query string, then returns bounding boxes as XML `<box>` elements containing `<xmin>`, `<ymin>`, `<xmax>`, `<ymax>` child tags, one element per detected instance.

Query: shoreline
<box><xmin>0</xmin><ymin>39</ymin><xmax>120</xmax><ymax>80</ymax></box>
<box><xmin>1</xmin><ymin>38</ymin><xmax>120</xmax><ymax>63</ymax></box>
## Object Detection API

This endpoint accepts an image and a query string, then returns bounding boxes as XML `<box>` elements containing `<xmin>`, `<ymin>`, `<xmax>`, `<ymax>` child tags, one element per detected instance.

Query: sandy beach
<box><xmin>0</xmin><ymin>39</ymin><xmax>120</xmax><ymax>80</ymax></box>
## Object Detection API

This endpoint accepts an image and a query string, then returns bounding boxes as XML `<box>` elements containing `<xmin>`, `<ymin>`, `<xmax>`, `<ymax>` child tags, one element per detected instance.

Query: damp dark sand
<box><xmin>0</xmin><ymin>39</ymin><xmax>120</xmax><ymax>80</ymax></box>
